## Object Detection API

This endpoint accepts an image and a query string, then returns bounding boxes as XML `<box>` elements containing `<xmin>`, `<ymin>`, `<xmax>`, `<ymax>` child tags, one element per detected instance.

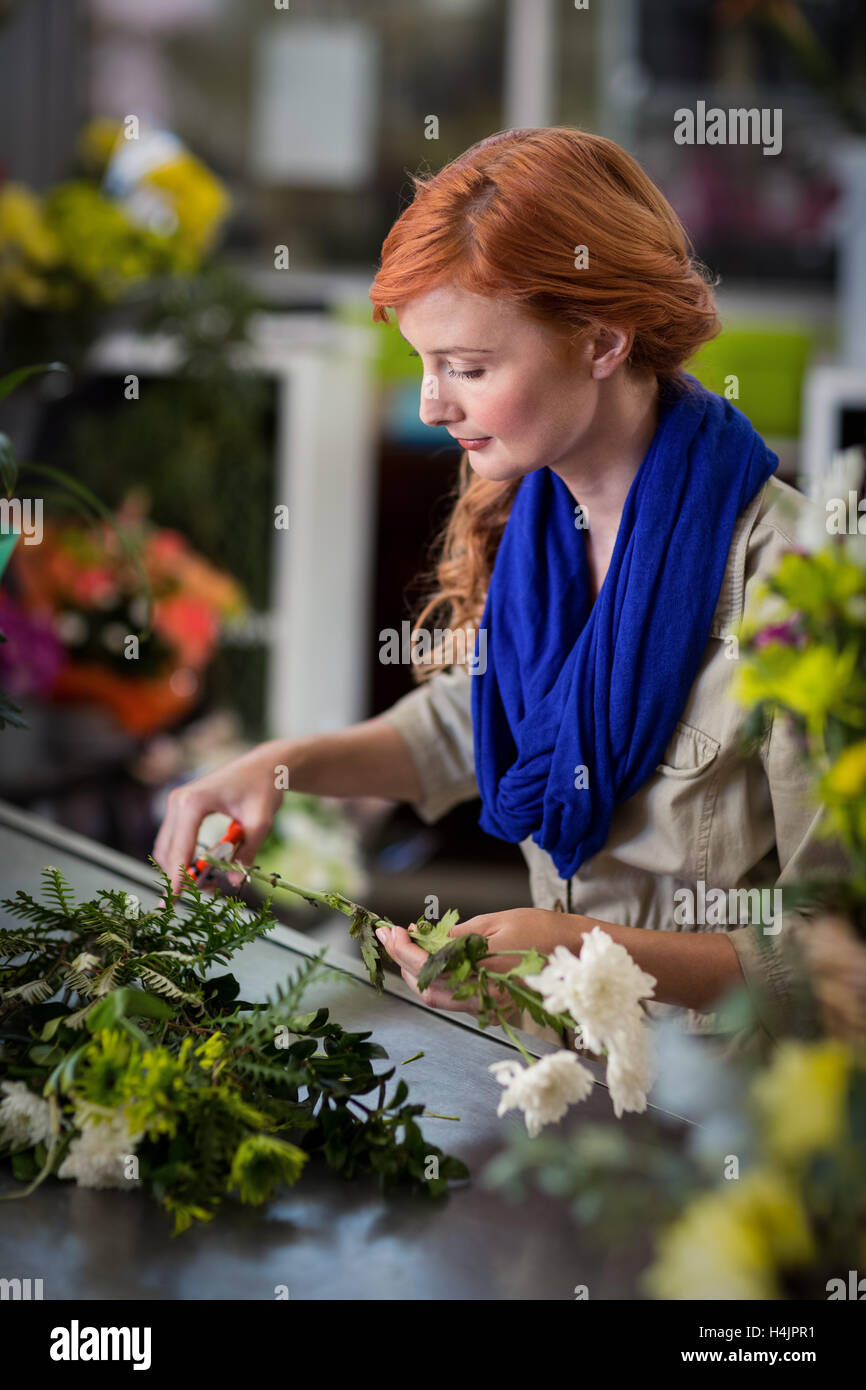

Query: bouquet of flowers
<box><xmin>0</xmin><ymin>118</ymin><xmax>229</xmax><ymax>318</ymax></box>
<box><xmin>0</xmin><ymin>866</ymin><xmax>467</xmax><ymax>1234</ymax></box>
<box><xmin>3</xmin><ymin>491</ymin><xmax>247</xmax><ymax>735</ymax></box>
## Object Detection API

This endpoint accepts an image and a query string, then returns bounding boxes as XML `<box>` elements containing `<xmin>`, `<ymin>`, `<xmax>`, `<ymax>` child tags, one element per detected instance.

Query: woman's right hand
<box><xmin>151</xmin><ymin>739</ymin><xmax>288</xmax><ymax>900</ymax></box>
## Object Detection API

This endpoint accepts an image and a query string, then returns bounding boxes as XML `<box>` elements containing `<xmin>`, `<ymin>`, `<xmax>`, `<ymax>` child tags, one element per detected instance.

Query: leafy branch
<box><xmin>0</xmin><ymin>862</ymin><xmax>468</xmax><ymax>1231</ymax></box>
<box><xmin>196</xmin><ymin>855</ymin><xmax>575</xmax><ymax>1055</ymax></box>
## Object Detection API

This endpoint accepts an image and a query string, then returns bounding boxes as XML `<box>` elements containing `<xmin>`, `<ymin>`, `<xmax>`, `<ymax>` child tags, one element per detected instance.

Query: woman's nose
<box><xmin>418</xmin><ymin>376</ymin><xmax>462</xmax><ymax>429</ymax></box>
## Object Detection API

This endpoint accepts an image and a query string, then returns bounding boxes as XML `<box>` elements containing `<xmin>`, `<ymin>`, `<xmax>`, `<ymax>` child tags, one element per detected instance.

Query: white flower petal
<box><xmin>490</xmin><ymin>1050</ymin><xmax>594</xmax><ymax>1136</ymax></box>
<box><xmin>0</xmin><ymin>1080</ymin><xmax>53</xmax><ymax>1150</ymax></box>
<box><xmin>57</xmin><ymin>1109</ymin><xmax>142</xmax><ymax>1190</ymax></box>
<box><xmin>604</xmin><ymin>1022</ymin><xmax>655</xmax><ymax>1117</ymax></box>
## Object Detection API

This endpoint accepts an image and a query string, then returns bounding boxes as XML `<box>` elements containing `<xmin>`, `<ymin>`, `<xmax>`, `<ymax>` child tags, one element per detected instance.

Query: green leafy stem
<box><xmin>192</xmin><ymin>854</ymin><xmax>577</xmax><ymax>1063</ymax></box>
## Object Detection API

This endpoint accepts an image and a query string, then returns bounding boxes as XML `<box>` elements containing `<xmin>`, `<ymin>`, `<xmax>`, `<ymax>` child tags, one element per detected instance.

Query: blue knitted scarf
<box><xmin>470</xmin><ymin>377</ymin><xmax>778</xmax><ymax>880</ymax></box>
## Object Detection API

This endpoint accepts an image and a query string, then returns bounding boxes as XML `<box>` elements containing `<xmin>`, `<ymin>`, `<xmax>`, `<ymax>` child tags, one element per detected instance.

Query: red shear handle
<box><xmin>187</xmin><ymin>819</ymin><xmax>246</xmax><ymax>881</ymax></box>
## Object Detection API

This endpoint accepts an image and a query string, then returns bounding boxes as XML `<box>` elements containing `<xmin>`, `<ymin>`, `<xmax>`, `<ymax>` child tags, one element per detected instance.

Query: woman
<box><xmin>153</xmin><ymin>128</ymin><xmax>845</xmax><ymax>1049</ymax></box>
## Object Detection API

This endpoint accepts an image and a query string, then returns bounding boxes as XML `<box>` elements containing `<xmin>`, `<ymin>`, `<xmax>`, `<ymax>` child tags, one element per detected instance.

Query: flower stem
<box><xmin>496</xmin><ymin>1015</ymin><xmax>537</xmax><ymax>1065</ymax></box>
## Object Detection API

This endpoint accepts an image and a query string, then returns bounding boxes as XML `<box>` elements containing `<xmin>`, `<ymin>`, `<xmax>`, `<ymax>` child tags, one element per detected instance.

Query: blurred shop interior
<box><xmin>0</xmin><ymin>0</ymin><xmax>865</xmax><ymax>943</ymax></box>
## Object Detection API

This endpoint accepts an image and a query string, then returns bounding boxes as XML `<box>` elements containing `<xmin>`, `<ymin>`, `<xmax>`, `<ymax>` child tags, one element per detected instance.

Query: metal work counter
<box><xmin>0</xmin><ymin>799</ymin><xmax>689</xmax><ymax>1300</ymax></box>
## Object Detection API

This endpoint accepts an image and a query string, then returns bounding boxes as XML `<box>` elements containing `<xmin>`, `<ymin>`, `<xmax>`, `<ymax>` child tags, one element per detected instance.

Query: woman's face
<box><xmin>396</xmin><ymin>284</ymin><xmax>603</xmax><ymax>484</ymax></box>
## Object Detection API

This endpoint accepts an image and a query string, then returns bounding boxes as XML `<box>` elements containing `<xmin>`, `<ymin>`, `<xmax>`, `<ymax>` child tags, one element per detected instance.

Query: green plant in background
<box><xmin>731</xmin><ymin>460</ymin><xmax>866</xmax><ymax>933</ymax></box>
<box><xmin>0</xmin><ymin>865</ymin><xmax>468</xmax><ymax>1234</ymax></box>
<box><xmin>0</xmin><ymin>120</ymin><xmax>276</xmax><ymax>738</ymax></box>
<box><xmin>716</xmin><ymin>0</ymin><xmax>866</xmax><ymax>135</ymax></box>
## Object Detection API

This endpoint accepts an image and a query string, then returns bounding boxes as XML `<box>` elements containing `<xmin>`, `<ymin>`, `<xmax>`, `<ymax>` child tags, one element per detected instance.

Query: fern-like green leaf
<box><xmin>39</xmin><ymin>866</ymin><xmax>76</xmax><ymax>918</ymax></box>
<box><xmin>137</xmin><ymin>967</ymin><xmax>200</xmax><ymax>1006</ymax></box>
<box><xmin>3</xmin><ymin>976</ymin><xmax>55</xmax><ymax>1005</ymax></box>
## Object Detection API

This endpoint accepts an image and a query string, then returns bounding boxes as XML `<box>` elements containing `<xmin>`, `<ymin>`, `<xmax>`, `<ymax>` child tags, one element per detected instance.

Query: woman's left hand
<box><xmin>375</xmin><ymin>907</ymin><xmax>585</xmax><ymax>1015</ymax></box>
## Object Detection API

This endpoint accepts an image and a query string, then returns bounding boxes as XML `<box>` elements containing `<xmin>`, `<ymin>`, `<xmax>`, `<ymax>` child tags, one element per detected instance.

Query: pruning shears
<box><xmin>186</xmin><ymin>819</ymin><xmax>246</xmax><ymax>887</ymax></box>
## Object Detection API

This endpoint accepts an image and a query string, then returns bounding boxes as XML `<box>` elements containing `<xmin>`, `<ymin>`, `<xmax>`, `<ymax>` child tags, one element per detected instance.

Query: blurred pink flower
<box><xmin>0</xmin><ymin>592</ymin><xmax>67</xmax><ymax>696</ymax></box>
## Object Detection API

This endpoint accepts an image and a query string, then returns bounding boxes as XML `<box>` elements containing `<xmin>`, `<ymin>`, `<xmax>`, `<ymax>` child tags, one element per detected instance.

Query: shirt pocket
<box><xmin>605</xmin><ymin>719</ymin><xmax>722</xmax><ymax>882</ymax></box>
<box><xmin>651</xmin><ymin>720</ymin><xmax>722</xmax><ymax>880</ymax></box>
<box><xmin>656</xmin><ymin>720</ymin><xmax>721</xmax><ymax>779</ymax></box>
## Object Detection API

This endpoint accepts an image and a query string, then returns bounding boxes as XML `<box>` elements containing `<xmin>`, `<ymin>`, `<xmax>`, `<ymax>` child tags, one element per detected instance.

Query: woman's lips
<box><xmin>456</xmin><ymin>436</ymin><xmax>492</xmax><ymax>451</ymax></box>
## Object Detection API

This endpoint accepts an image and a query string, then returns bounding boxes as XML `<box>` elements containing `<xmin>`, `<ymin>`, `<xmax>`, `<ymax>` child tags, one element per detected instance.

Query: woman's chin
<box><xmin>466</xmin><ymin>451</ymin><xmax>534</xmax><ymax>483</ymax></box>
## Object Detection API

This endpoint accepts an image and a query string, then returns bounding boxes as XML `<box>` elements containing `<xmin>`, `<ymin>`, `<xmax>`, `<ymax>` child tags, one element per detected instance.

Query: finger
<box><xmin>153</xmin><ymin>799</ymin><xmax>187</xmax><ymax>892</ymax></box>
<box><xmin>378</xmin><ymin>924</ymin><xmax>432</xmax><ymax>974</ymax></box>
<box><xmin>221</xmin><ymin>817</ymin><xmax>273</xmax><ymax>887</ymax></box>
<box><xmin>444</xmin><ymin>913</ymin><xmax>497</xmax><ymax>940</ymax></box>
<box><xmin>162</xmin><ymin>798</ymin><xmax>206</xmax><ymax>900</ymax></box>
<box><xmin>399</xmin><ymin>966</ymin><xmax>475</xmax><ymax>1014</ymax></box>
<box><xmin>151</xmin><ymin>795</ymin><xmax>176</xmax><ymax>873</ymax></box>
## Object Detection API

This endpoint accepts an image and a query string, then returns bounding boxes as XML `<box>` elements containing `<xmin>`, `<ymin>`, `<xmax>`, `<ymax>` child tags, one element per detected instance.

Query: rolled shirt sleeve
<box><xmin>379</xmin><ymin>665</ymin><xmax>479</xmax><ymax>823</ymax></box>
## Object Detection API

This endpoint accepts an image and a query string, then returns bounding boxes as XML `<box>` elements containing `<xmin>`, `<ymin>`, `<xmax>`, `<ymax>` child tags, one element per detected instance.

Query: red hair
<box><xmin>369</xmin><ymin>127</ymin><xmax>720</xmax><ymax>679</ymax></box>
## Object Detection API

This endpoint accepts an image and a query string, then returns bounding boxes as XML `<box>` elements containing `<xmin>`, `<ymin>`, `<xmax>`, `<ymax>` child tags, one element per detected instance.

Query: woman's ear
<box><xmin>588</xmin><ymin>325</ymin><xmax>634</xmax><ymax>378</ymax></box>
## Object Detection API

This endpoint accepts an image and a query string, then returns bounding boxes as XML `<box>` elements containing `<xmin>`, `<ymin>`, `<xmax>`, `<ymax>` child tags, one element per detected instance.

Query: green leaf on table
<box><xmin>11</xmin><ymin>1148</ymin><xmax>40</xmax><ymax>1181</ymax></box>
<box><xmin>201</xmin><ymin>972</ymin><xmax>241</xmax><ymax>1012</ymax></box>
<box><xmin>85</xmin><ymin>986</ymin><xmax>175</xmax><ymax>1032</ymax></box>
<box><xmin>40</xmin><ymin>1012</ymin><xmax>71</xmax><ymax>1041</ymax></box>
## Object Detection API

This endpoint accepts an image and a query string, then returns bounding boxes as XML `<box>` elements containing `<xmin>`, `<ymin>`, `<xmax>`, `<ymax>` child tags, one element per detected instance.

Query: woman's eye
<box><xmin>445</xmin><ymin>365</ymin><xmax>484</xmax><ymax>381</ymax></box>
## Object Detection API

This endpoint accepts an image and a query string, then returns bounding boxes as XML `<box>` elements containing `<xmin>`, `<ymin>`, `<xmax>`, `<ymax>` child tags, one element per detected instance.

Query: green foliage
<box><xmin>410</xmin><ymin>906</ymin><xmax>461</xmax><ymax>956</ymax></box>
<box><xmin>483</xmin><ymin>1119</ymin><xmax>697</xmax><ymax>1244</ymax></box>
<box><xmin>0</xmin><ymin>862</ymin><xmax>468</xmax><ymax>1231</ymax></box>
<box><xmin>733</xmin><ymin>511</ymin><xmax>866</xmax><ymax>933</ymax></box>
<box><xmin>231</xmin><ymin>860</ymin><xmax>574</xmax><ymax>1044</ymax></box>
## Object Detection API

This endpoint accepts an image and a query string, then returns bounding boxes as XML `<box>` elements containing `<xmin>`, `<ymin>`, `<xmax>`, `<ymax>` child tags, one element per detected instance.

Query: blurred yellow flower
<box><xmin>144</xmin><ymin>155</ymin><xmax>230</xmax><ymax>263</ymax></box>
<box><xmin>0</xmin><ymin>264</ymin><xmax>51</xmax><ymax>307</ymax></box>
<box><xmin>0</xmin><ymin>127</ymin><xmax>230</xmax><ymax>311</ymax></box>
<box><xmin>44</xmin><ymin>181</ymin><xmax>174</xmax><ymax>300</ymax></box>
<box><xmin>823</xmin><ymin>740</ymin><xmax>866</xmax><ymax>799</ymax></box>
<box><xmin>0</xmin><ymin>184</ymin><xmax>62</xmax><ymax>307</ymax></box>
<box><xmin>732</xmin><ymin>642</ymin><xmax>863</xmax><ymax>736</ymax></box>
<box><xmin>194</xmin><ymin>1033</ymin><xmax>227</xmax><ymax>1071</ymax></box>
<box><xmin>0</xmin><ymin>184</ymin><xmax>62</xmax><ymax>266</ymax></box>
<box><xmin>751</xmin><ymin>1040</ymin><xmax>849</xmax><ymax>1163</ymax></box>
<box><xmin>646</xmin><ymin>1168</ymin><xmax>813</xmax><ymax>1300</ymax></box>
<box><xmin>77</xmin><ymin>117</ymin><xmax>123</xmax><ymax>174</ymax></box>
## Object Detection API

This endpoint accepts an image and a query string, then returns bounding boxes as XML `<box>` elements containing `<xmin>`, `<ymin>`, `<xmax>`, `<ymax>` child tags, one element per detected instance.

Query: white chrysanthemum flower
<box><xmin>532</xmin><ymin>944</ymin><xmax>586</xmax><ymax>1019</ymax></box>
<box><xmin>543</xmin><ymin>927</ymin><xmax>656</xmax><ymax>1054</ymax></box>
<box><xmin>0</xmin><ymin>1080</ymin><xmax>53</xmax><ymax>1151</ymax></box>
<box><xmin>489</xmin><ymin>1050</ymin><xmax>594</xmax><ymax>1137</ymax></box>
<box><xmin>58</xmin><ymin>1108</ymin><xmax>142</xmax><ymax>1190</ymax></box>
<box><xmin>605</xmin><ymin>1021</ymin><xmax>655</xmax><ymax>1117</ymax></box>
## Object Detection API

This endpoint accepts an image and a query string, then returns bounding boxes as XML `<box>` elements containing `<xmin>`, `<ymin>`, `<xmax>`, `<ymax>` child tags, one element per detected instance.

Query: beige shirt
<box><xmin>381</xmin><ymin>476</ymin><xmax>851</xmax><ymax>1055</ymax></box>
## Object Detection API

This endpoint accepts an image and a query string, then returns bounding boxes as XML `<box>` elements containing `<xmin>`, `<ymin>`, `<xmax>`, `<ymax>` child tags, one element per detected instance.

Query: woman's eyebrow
<box><xmin>429</xmin><ymin>345</ymin><xmax>493</xmax><ymax>354</ymax></box>
<box><xmin>398</xmin><ymin>333</ymin><xmax>493</xmax><ymax>354</ymax></box>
